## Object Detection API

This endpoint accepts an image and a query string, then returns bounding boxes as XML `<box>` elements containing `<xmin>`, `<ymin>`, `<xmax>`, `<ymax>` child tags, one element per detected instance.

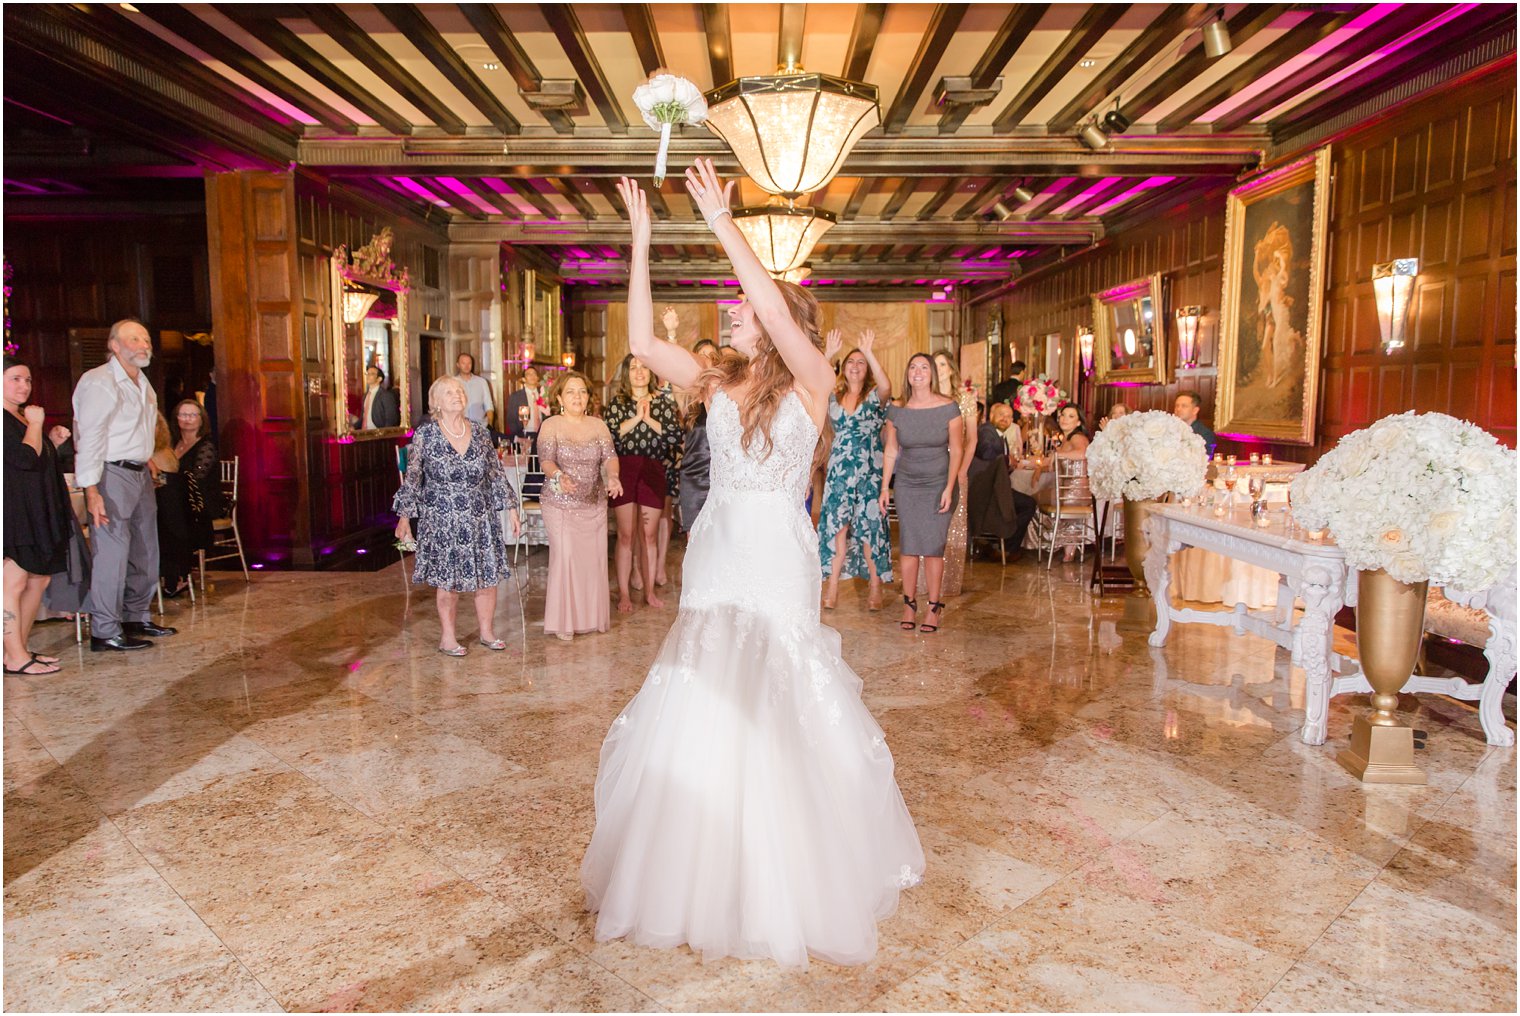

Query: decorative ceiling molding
<box><xmin>447</xmin><ymin>218</ymin><xmax>1103</xmax><ymax>246</ymax></box>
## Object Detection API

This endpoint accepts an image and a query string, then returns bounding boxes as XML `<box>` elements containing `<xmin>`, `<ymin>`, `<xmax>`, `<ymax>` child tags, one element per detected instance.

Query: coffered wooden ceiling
<box><xmin>5</xmin><ymin>3</ymin><xmax>1515</xmax><ymax>285</ymax></box>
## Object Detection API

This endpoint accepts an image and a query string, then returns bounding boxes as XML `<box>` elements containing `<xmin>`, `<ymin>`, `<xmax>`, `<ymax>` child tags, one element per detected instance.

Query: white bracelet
<box><xmin>704</xmin><ymin>208</ymin><xmax>731</xmax><ymax>229</ymax></box>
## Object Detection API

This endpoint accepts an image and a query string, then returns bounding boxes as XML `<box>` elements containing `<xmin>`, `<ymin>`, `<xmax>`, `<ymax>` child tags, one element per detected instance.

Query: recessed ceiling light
<box><xmin>1078</xmin><ymin>59</ymin><xmax>1098</xmax><ymax>69</ymax></box>
<box><xmin>482</xmin><ymin>62</ymin><xmax>501</xmax><ymax>71</ymax></box>
<box><xmin>119</xmin><ymin>2</ymin><xmax>140</xmax><ymax>10</ymax></box>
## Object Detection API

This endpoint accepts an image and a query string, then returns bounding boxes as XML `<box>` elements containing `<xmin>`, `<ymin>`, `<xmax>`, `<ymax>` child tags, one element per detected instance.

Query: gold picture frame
<box><xmin>331</xmin><ymin>229</ymin><xmax>411</xmax><ymax>440</ymax></box>
<box><xmin>1093</xmin><ymin>272</ymin><xmax>1167</xmax><ymax>385</ymax></box>
<box><xmin>1215</xmin><ymin>146</ymin><xmax>1331</xmax><ymax>444</ymax></box>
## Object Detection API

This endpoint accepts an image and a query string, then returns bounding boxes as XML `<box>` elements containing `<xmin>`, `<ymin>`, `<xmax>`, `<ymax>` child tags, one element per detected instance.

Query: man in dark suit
<box><xmin>968</xmin><ymin>410</ymin><xmax>1037</xmax><ymax>561</ymax></box>
<box><xmin>361</xmin><ymin>366</ymin><xmax>400</xmax><ymax>429</ymax></box>
<box><xmin>989</xmin><ymin>359</ymin><xmax>1027</xmax><ymax>408</ymax></box>
<box><xmin>504</xmin><ymin>365</ymin><xmax>544</xmax><ymax>449</ymax></box>
<box><xmin>1173</xmin><ymin>390</ymin><xmax>1217</xmax><ymax>457</ymax></box>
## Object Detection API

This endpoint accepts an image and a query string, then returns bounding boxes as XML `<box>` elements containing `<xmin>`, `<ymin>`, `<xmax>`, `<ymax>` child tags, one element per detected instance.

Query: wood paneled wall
<box><xmin>976</xmin><ymin>64</ymin><xmax>1517</xmax><ymax>461</ymax></box>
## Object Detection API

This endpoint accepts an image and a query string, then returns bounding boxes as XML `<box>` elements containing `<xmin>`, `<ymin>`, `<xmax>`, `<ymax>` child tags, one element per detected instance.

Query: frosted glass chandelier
<box><xmin>705</xmin><ymin>71</ymin><xmax>880</xmax><ymax>198</ymax></box>
<box><xmin>732</xmin><ymin>203</ymin><xmax>835</xmax><ymax>274</ymax></box>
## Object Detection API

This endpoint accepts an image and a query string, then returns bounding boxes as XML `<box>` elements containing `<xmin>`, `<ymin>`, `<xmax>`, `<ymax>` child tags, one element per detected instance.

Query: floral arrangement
<box><xmin>1014</xmin><ymin>374</ymin><xmax>1066</xmax><ymax>416</ymax></box>
<box><xmin>632</xmin><ymin>73</ymin><xmax>707</xmax><ymax>185</ymax></box>
<box><xmin>1086</xmin><ymin>410</ymin><xmax>1208</xmax><ymax>502</ymax></box>
<box><xmin>1290</xmin><ymin>412</ymin><xmax>1517</xmax><ymax>594</ymax></box>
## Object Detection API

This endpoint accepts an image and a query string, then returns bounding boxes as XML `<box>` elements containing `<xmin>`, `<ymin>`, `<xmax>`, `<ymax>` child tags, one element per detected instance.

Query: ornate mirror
<box><xmin>1093</xmin><ymin>273</ymin><xmax>1168</xmax><ymax>385</ymax></box>
<box><xmin>331</xmin><ymin>229</ymin><xmax>410</xmax><ymax>439</ymax></box>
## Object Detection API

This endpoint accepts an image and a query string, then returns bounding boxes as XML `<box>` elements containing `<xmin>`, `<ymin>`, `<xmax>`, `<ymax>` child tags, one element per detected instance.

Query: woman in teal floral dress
<box><xmin>818</xmin><ymin>329</ymin><xmax>894</xmax><ymax>610</ymax></box>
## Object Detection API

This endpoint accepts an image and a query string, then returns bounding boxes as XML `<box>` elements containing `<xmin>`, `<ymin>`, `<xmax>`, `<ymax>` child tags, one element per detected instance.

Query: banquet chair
<box><xmin>1032</xmin><ymin>457</ymin><xmax>1095</xmax><ymax>567</ymax></box>
<box><xmin>510</xmin><ymin>449</ymin><xmax>547</xmax><ymax>568</ymax></box>
<box><xmin>197</xmin><ymin>457</ymin><xmax>249</xmax><ymax>590</ymax></box>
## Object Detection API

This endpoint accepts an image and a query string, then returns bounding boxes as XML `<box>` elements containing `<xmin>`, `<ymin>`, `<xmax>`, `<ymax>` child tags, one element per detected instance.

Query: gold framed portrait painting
<box><xmin>1215</xmin><ymin>146</ymin><xmax>1331</xmax><ymax>444</ymax></box>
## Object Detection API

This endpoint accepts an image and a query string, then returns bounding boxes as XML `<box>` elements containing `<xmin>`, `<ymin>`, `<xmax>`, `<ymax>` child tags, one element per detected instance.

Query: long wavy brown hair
<box><xmin>610</xmin><ymin>353</ymin><xmax>661</xmax><ymax>405</ymax></box>
<box><xmin>931</xmin><ymin>348</ymin><xmax>962</xmax><ymax>398</ymax></box>
<box><xmin>833</xmin><ymin>348</ymin><xmax>879</xmax><ymax>405</ymax></box>
<box><xmin>697</xmin><ymin>280</ymin><xmax>829</xmax><ymax>459</ymax></box>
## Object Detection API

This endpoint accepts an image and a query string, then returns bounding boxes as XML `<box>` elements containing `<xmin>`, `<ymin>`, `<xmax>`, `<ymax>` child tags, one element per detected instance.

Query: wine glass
<box><xmin>1248</xmin><ymin>475</ymin><xmax>1265</xmax><ymax>501</ymax></box>
<box><xmin>1223</xmin><ymin>466</ymin><xmax>1238</xmax><ymax>499</ymax></box>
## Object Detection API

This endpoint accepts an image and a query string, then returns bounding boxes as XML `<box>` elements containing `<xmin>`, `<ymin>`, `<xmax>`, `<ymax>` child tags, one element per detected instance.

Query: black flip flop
<box><xmin>5</xmin><ymin>658</ymin><xmax>60</xmax><ymax>676</ymax></box>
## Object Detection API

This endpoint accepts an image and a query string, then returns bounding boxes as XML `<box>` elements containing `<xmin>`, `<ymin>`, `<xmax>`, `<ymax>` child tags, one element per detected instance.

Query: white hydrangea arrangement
<box><xmin>1086</xmin><ymin>410</ymin><xmax>1209</xmax><ymax>502</ymax></box>
<box><xmin>1290</xmin><ymin>412</ymin><xmax>1517</xmax><ymax>594</ymax></box>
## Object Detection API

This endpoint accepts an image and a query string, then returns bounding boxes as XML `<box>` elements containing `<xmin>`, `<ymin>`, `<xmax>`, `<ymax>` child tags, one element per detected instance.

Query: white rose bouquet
<box><xmin>1290</xmin><ymin>412</ymin><xmax>1517</xmax><ymax>594</ymax></box>
<box><xmin>631</xmin><ymin>73</ymin><xmax>707</xmax><ymax>185</ymax></box>
<box><xmin>1087</xmin><ymin>410</ymin><xmax>1208</xmax><ymax>502</ymax></box>
<box><xmin>1014</xmin><ymin>374</ymin><xmax>1066</xmax><ymax>417</ymax></box>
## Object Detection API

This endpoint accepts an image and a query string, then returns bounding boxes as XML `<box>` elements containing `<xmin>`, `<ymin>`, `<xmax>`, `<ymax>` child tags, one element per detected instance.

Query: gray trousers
<box><xmin>87</xmin><ymin>464</ymin><xmax>159</xmax><ymax>638</ymax></box>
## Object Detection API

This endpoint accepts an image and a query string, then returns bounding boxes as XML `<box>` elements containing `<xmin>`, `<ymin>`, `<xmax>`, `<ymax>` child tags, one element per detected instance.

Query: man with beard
<box><xmin>72</xmin><ymin>318</ymin><xmax>176</xmax><ymax>651</ymax></box>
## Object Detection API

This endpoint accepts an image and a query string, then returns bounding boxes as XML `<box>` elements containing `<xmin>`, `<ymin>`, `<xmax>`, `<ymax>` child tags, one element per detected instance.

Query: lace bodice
<box><xmin>707</xmin><ymin>389</ymin><xmax>818</xmax><ymax>504</ymax></box>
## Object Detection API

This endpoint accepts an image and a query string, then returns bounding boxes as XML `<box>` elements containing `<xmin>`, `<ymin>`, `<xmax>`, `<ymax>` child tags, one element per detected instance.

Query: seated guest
<box><xmin>1040</xmin><ymin>405</ymin><xmax>1094</xmax><ymax>562</ymax></box>
<box><xmin>360</xmin><ymin>366</ymin><xmax>400</xmax><ymax>429</ymax></box>
<box><xmin>169</xmin><ymin>399</ymin><xmax>224</xmax><ymax>590</ymax></box>
<box><xmin>1100</xmin><ymin>402</ymin><xmax>1128</xmax><ymax>430</ymax></box>
<box><xmin>1173</xmin><ymin>390</ymin><xmax>1217</xmax><ymax>456</ymax></box>
<box><xmin>988</xmin><ymin>402</ymin><xmax>1020</xmax><ymax>460</ymax></box>
<box><xmin>968</xmin><ymin>411</ymin><xmax>1036</xmax><ymax>560</ymax></box>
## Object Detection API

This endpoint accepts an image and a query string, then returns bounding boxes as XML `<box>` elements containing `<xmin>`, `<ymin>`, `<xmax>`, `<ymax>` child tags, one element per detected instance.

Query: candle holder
<box><xmin>1262</xmin><ymin>453</ymin><xmax>1274</xmax><ymax>466</ymax></box>
<box><xmin>1306</xmin><ymin>527</ymin><xmax>1326</xmax><ymax>541</ymax></box>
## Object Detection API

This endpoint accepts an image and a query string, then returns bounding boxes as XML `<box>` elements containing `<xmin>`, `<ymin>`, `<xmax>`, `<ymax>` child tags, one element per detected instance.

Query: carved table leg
<box><xmin>1144</xmin><ymin>515</ymin><xmax>1178</xmax><ymax>648</ymax></box>
<box><xmin>1480</xmin><ymin>616</ymin><xmax>1517</xmax><ymax>748</ymax></box>
<box><xmin>1298</xmin><ymin>560</ymin><xmax>1348</xmax><ymax>746</ymax></box>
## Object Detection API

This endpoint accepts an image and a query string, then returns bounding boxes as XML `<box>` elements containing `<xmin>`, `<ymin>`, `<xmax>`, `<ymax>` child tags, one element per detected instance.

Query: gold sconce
<box><xmin>1372</xmin><ymin>259</ymin><xmax>1418</xmax><ymax>354</ymax></box>
<box><xmin>1175</xmin><ymin>305</ymin><xmax>1203</xmax><ymax>368</ymax></box>
<box><xmin>561</xmin><ymin>350</ymin><xmax>575</xmax><ymax>368</ymax></box>
<box><xmin>1077</xmin><ymin>327</ymin><xmax>1094</xmax><ymax>376</ymax></box>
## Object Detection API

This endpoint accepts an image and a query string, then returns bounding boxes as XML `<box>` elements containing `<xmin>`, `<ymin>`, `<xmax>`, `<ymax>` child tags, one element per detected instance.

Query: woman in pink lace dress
<box><xmin>538</xmin><ymin>372</ymin><xmax>622</xmax><ymax>641</ymax></box>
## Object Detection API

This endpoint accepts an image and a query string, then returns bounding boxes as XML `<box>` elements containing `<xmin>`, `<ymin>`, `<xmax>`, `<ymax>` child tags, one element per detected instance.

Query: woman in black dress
<box><xmin>394</xmin><ymin>376</ymin><xmax>521</xmax><ymax>656</ymax></box>
<box><xmin>155</xmin><ymin>399</ymin><xmax>224</xmax><ymax>596</ymax></box>
<box><xmin>3</xmin><ymin>356</ymin><xmax>70</xmax><ymax>674</ymax></box>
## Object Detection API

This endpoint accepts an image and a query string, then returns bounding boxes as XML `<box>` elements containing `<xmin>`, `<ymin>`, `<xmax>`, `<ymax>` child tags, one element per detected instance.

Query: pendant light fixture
<box><xmin>731</xmin><ymin>201</ymin><xmax>836</xmax><ymax>274</ymax></box>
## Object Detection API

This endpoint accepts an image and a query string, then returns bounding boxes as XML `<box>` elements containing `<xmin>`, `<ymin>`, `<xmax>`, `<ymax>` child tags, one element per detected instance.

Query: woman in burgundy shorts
<box><xmin>602</xmin><ymin>353</ymin><xmax>683</xmax><ymax>613</ymax></box>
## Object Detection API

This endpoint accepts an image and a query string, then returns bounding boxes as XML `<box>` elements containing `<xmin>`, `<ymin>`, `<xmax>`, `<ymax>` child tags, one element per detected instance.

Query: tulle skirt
<box><xmin>581</xmin><ymin>490</ymin><xmax>924</xmax><ymax>968</ymax></box>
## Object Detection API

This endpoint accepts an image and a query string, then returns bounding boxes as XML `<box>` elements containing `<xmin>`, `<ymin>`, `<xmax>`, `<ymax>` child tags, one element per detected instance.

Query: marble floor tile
<box><xmin>5</xmin><ymin>549</ymin><xmax>1512</xmax><ymax>1012</ymax></box>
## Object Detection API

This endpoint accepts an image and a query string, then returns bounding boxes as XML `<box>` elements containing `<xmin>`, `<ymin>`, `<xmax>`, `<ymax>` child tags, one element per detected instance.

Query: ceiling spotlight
<box><xmin>1078</xmin><ymin>121</ymin><xmax>1109</xmax><ymax>151</ymax></box>
<box><xmin>1011</xmin><ymin>182</ymin><xmax>1035</xmax><ymax>204</ymax></box>
<box><xmin>1078</xmin><ymin>59</ymin><xmax>1098</xmax><ymax>69</ymax></box>
<box><xmin>988</xmin><ymin>201</ymin><xmax>1015</xmax><ymax>222</ymax></box>
<box><xmin>1202</xmin><ymin>14</ymin><xmax>1232</xmax><ymax>58</ymax></box>
<box><xmin>482</xmin><ymin>61</ymin><xmax>501</xmax><ymax>71</ymax></box>
<box><xmin>1102</xmin><ymin>109</ymin><xmax>1131</xmax><ymax>134</ymax></box>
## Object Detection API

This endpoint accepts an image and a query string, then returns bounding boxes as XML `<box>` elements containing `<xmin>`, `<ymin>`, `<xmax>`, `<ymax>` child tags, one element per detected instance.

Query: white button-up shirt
<box><xmin>457</xmin><ymin>373</ymin><xmax>494</xmax><ymax>424</ymax></box>
<box><xmin>72</xmin><ymin>357</ymin><xmax>158</xmax><ymax>488</ymax></box>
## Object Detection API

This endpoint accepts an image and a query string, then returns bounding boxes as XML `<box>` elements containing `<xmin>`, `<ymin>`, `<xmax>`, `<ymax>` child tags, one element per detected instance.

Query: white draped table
<box><xmin>1171</xmin><ymin>462</ymin><xmax>1306</xmax><ymax>608</ymax></box>
<box><xmin>1142</xmin><ymin>502</ymin><xmax>1351</xmax><ymax>745</ymax></box>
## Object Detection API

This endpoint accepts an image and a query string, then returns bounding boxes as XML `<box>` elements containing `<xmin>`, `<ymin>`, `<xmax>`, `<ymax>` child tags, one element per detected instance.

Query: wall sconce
<box><xmin>1175</xmin><ymin>305</ymin><xmax>1203</xmax><ymax>368</ymax></box>
<box><xmin>1372</xmin><ymin>259</ymin><xmax>1419</xmax><ymax>354</ymax></box>
<box><xmin>560</xmin><ymin>350</ymin><xmax>576</xmax><ymax>368</ymax></box>
<box><xmin>1078</xmin><ymin>327</ymin><xmax>1094</xmax><ymax>376</ymax></box>
<box><xmin>342</xmin><ymin>290</ymin><xmax>379</xmax><ymax>324</ymax></box>
<box><xmin>519</xmin><ymin>340</ymin><xmax>535</xmax><ymax>363</ymax></box>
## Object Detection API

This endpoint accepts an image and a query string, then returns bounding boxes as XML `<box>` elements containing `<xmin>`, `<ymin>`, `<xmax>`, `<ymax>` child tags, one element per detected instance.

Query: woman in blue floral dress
<box><xmin>393</xmin><ymin>377</ymin><xmax>520</xmax><ymax>656</ymax></box>
<box><xmin>817</xmin><ymin>329</ymin><xmax>894</xmax><ymax>610</ymax></box>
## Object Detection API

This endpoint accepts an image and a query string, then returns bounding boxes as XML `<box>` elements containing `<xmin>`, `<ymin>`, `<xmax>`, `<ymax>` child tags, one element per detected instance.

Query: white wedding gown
<box><xmin>581</xmin><ymin>389</ymin><xmax>924</xmax><ymax>968</ymax></box>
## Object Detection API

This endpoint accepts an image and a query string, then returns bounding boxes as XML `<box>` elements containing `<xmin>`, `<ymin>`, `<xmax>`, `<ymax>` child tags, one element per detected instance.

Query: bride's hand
<box><xmin>684</xmin><ymin>158</ymin><xmax>735</xmax><ymax>227</ymax></box>
<box><xmin>616</xmin><ymin>177</ymin><xmax>652</xmax><ymax>248</ymax></box>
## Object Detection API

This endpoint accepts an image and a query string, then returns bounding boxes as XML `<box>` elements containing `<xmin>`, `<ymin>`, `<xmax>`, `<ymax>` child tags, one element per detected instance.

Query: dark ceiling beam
<box><xmin>302</xmin><ymin>4</ymin><xmax>467</xmax><ymax>134</ymax></box>
<box><xmin>621</xmin><ymin>4</ymin><xmax>666</xmax><ymax>76</ymax></box>
<box><xmin>1209</xmin><ymin>5</ymin><xmax>1446</xmax><ymax>132</ymax></box>
<box><xmin>993</xmin><ymin>3</ymin><xmax>1130</xmax><ymax>133</ymax></box>
<box><xmin>1157</xmin><ymin>8</ymin><xmax>1361</xmax><ymax>133</ymax></box>
<box><xmin>544</xmin><ymin>177</ymin><xmax>599</xmax><ymax>220</ymax></box>
<box><xmin>914</xmin><ymin>177</ymin><xmax>968</xmax><ymax>220</ymax></box>
<box><xmin>1046</xmin><ymin>3</ymin><xmax>1209</xmax><ymax>132</ymax></box>
<box><xmin>882</xmin><ymin>4</ymin><xmax>969</xmax><ymax>134</ymax></box>
<box><xmin>1121</xmin><ymin>4</ymin><xmax>1290</xmax><ymax>123</ymax></box>
<box><xmin>953</xmin><ymin>177</ymin><xmax>1011</xmax><ymax>220</ymax></box>
<box><xmin>1271</xmin><ymin>5</ymin><xmax>1518</xmax><ymax>142</ymax></box>
<box><xmin>214</xmin><ymin>6</ymin><xmax>413</xmax><ymax>135</ymax></box>
<box><xmin>878</xmin><ymin>178</ymin><xmax>919</xmax><ymax>222</ymax></box>
<box><xmin>508</xmin><ymin>181</ymin><xmax>565</xmax><ymax>220</ymax></box>
<box><xmin>841</xmin><ymin>3</ymin><xmax>888</xmax><ymax>80</ymax></box>
<box><xmin>541</xmin><ymin>4</ymin><xmax>629</xmax><ymax>133</ymax></box>
<box><xmin>556</xmin><ymin>257</ymin><xmax>1020</xmax><ymax>284</ymax></box>
<box><xmin>699</xmin><ymin>4</ymin><xmax>734</xmax><ymax>87</ymax></box>
<box><xmin>135</xmin><ymin>4</ymin><xmax>360</xmax><ymax>133</ymax></box>
<box><xmin>645</xmin><ymin>184</ymin><xmax>673</xmax><ymax>220</ymax></box>
<box><xmin>364</xmin><ymin>177</ymin><xmax>462</xmax><ymax>226</ymax></box>
<box><xmin>450</xmin><ymin>218</ymin><xmax>1103</xmax><ymax>246</ymax></box>
<box><xmin>451</xmin><ymin>177</ymin><xmax>511</xmax><ymax>216</ymax></box>
<box><xmin>937</xmin><ymin>4</ymin><xmax>1048</xmax><ymax>134</ymax></box>
<box><xmin>1106</xmin><ymin>176</ymin><xmax>1229</xmax><ymax>234</ymax></box>
<box><xmin>841</xmin><ymin>177</ymin><xmax>878</xmax><ymax>220</ymax></box>
<box><xmin>459</xmin><ymin>3</ymin><xmax>575</xmax><ymax>133</ymax></box>
<box><xmin>591</xmin><ymin>178</ymin><xmax>631</xmax><ymax>220</ymax></box>
<box><xmin>415</xmin><ymin>177</ymin><xmax>488</xmax><ymax>221</ymax></box>
<box><xmin>378</xmin><ymin>5</ymin><xmax>520</xmax><ymax>134</ymax></box>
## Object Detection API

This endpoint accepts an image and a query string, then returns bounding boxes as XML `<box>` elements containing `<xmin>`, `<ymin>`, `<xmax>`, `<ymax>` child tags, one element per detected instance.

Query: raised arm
<box><xmin>616</xmin><ymin>177</ymin><xmax>705</xmax><ymax>391</ymax></box>
<box><xmin>684</xmin><ymin>158</ymin><xmax>834</xmax><ymax>403</ymax></box>
<box><xmin>857</xmin><ymin>329</ymin><xmax>892</xmax><ymax>402</ymax></box>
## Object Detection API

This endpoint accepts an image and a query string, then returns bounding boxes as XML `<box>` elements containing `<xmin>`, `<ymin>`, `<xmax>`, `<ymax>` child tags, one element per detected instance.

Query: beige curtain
<box><xmin>820</xmin><ymin>302</ymin><xmax>930</xmax><ymax>400</ymax></box>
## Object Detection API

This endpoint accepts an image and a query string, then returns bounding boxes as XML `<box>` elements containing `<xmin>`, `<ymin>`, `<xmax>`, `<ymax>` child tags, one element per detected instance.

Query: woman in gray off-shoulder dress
<box><xmin>880</xmin><ymin>353</ymin><xmax>964</xmax><ymax>634</ymax></box>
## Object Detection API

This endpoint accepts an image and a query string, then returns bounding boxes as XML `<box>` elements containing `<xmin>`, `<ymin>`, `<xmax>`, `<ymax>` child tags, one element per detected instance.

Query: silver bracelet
<box><xmin>704</xmin><ymin>208</ymin><xmax>731</xmax><ymax>230</ymax></box>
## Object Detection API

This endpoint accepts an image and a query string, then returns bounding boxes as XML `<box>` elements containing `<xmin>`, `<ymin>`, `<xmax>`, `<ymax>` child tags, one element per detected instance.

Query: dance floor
<box><xmin>5</xmin><ymin>550</ymin><xmax>1514</xmax><ymax>1012</ymax></box>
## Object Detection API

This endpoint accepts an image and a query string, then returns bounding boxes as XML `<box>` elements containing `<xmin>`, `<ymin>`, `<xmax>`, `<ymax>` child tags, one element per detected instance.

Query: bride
<box><xmin>581</xmin><ymin>161</ymin><xmax>924</xmax><ymax>969</ymax></box>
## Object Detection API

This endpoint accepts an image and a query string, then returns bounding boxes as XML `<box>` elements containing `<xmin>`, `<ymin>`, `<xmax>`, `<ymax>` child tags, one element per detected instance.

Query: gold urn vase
<box><xmin>1338</xmin><ymin>568</ymin><xmax>1428</xmax><ymax>785</ymax></box>
<box><xmin>1123</xmin><ymin>497</ymin><xmax>1159</xmax><ymax>598</ymax></box>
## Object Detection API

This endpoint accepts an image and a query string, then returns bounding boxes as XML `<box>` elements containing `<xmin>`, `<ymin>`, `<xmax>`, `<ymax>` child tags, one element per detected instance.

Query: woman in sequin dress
<box><xmin>393</xmin><ymin>377</ymin><xmax>520</xmax><ymax>656</ymax></box>
<box><xmin>538</xmin><ymin>371</ymin><xmax>622</xmax><ymax>641</ymax></box>
<box><xmin>932</xmin><ymin>350</ymin><xmax>978</xmax><ymax>596</ymax></box>
<box><xmin>817</xmin><ymin>329</ymin><xmax>893</xmax><ymax>611</ymax></box>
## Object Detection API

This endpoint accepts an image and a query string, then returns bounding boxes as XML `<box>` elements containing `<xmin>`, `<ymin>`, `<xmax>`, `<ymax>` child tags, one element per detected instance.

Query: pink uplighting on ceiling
<box><xmin>1200</xmin><ymin>5</ymin><xmax>1403</xmax><ymax>123</ymax></box>
<box><xmin>436</xmin><ymin>177</ymin><xmax>501</xmax><ymax>215</ymax></box>
<box><xmin>389</xmin><ymin>177</ymin><xmax>451</xmax><ymax>208</ymax></box>
<box><xmin>480</xmin><ymin>177</ymin><xmax>550</xmax><ymax>218</ymax></box>
<box><xmin>1089</xmin><ymin>176</ymin><xmax>1176</xmax><ymax>216</ymax></box>
<box><xmin>1255</xmin><ymin>3</ymin><xmax>1480</xmax><ymax>122</ymax></box>
<box><xmin>1050</xmin><ymin>178</ymin><xmax>1121</xmax><ymax>217</ymax></box>
<box><xmin>1014</xmin><ymin>177</ymin><xmax>1076</xmax><ymax>215</ymax></box>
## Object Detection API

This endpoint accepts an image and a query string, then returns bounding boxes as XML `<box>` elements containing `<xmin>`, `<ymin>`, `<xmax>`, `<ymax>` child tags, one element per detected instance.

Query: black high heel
<box><xmin>899</xmin><ymin>595</ymin><xmax>918</xmax><ymax>631</ymax></box>
<box><xmin>919</xmin><ymin>600</ymin><xmax>946</xmax><ymax>633</ymax></box>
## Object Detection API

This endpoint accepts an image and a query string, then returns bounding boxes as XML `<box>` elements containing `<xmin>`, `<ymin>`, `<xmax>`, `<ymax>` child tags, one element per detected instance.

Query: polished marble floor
<box><xmin>4</xmin><ymin>549</ymin><xmax>1515</xmax><ymax>1012</ymax></box>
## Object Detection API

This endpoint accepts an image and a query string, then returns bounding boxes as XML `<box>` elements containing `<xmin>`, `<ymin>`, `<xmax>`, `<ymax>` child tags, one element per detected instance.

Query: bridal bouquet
<box><xmin>1290</xmin><ymin>412</ymin><xmax>1517</xmax><ymax>594</ymax></box>
<box><xmin>632</xmin><ymin>73</ymin><xmax>707</xmax><ymax>185</ymax></box>
<box><xmin>1087</xmin><ymin>410</ymin><xmax>1208</xmax><ymax>502</ymax></box>
<box><xmin>1014</xmin><ymin>375</ymin><xmax>1066</xmax><ymax>416</ymax></box>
